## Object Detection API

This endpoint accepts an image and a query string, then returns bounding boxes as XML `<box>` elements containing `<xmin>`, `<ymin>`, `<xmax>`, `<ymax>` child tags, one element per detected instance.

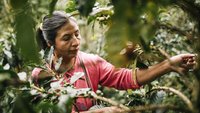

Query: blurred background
<box><xmin>0</xmin><ymin>0</ymin><xmax>200</xmax><ymax>113</ymax></box>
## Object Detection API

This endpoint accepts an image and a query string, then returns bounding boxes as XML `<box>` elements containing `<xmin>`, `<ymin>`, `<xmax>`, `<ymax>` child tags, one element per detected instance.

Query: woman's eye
<box><xmin>62</xmin><ymin>35</ymin><xmax>70</xmax><ymax>41</ymax></box>
<box><xmin>75</xmin><ymin>32</ymin><xmax>79</xmax><ymax>37</ymax></box>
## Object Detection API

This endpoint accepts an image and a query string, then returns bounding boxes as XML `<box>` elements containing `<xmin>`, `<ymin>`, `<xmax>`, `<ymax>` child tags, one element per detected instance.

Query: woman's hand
<box><xmin>169</xmin><ymin>54</ymin><xmax>196</xmax><ymax>73</ymax></box>
<box><xmin>80</xmin><ymin>106</ymin><xmax>125</xmax><ymax>113</ymax></box>
<box><xmin>98</xmin><ymin>106</ymin><xmax>125</xmax><ymax>113</ymax></box>
<box><xmin>136</xmin><ymin>53</ymin><xmax>197</xmax><ymax>85</ymax></box>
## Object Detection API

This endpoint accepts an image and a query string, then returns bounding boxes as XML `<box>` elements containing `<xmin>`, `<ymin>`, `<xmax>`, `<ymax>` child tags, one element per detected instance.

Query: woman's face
<box><xmin>54</xmin><ymin>19</ymin><xmax>81</xmax><ymax>59</ymax></box>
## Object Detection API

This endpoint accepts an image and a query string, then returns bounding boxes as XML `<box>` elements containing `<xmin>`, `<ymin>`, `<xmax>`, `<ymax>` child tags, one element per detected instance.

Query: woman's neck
<box><xmin>53</xmin><ymin>54</ymin><xmax>76</xmax><ymax>73</ymax></box>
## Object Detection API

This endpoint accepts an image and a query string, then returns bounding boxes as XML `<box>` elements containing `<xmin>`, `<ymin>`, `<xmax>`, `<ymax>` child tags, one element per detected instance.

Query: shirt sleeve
<box><xmin>97</xmin><ymin>56</ymin><xmax>141</xmax><ymax>90</ymax></box>
<box><xmin>31</xmin><ymin>68</ymin><xmax>43</xmax><ymax>85</ymax></box>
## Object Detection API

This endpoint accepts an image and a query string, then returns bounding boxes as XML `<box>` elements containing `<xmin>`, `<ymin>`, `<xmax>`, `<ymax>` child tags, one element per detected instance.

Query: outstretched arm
<box><xmin>135</xmin><ymin>54</ymin><xmax>196</xmax><ymax>85</ymax></box>
<box><xmin>77</xmin><ymin>106</ymin><xmax>124</xmax><ymax>113</ymax></box>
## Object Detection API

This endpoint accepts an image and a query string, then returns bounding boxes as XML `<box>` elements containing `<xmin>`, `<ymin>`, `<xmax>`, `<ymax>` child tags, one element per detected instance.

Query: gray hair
<box><xmin>37</xmin><ymin>11</ymin><xmax>76</xmax><ymax>50</ymax></box>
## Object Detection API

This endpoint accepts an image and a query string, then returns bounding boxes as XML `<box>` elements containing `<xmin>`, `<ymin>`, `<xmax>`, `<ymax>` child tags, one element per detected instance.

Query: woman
<box><xmin>32</xmin><ymin>11</ymin><xmax>196</xmax><ymax>113</ymax></box>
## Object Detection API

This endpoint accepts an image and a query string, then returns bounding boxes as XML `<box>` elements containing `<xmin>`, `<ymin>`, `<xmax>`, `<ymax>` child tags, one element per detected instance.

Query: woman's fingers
<box><xmin>181</xmin><ymin>54</ymin><xmax>195</xmax><ymax>58</ymax></box>
<box><xmin>183</xmin><ymin>57</ymin><xmax>194</xmax><ymax>63</ymax></box>
<box><xmin>181</xmin><ymin>63</ymin><xmax>195</xmax><ymax>69</ymax></box>
<box><xmin>181</xmin><ymin>55</ymin><xmax>197</xmax><ymax>70</ymax></box>
<box><xmin>170</xmin><ymin>53</ymin><xmax>197</xmax><ymax>73</ymax></box>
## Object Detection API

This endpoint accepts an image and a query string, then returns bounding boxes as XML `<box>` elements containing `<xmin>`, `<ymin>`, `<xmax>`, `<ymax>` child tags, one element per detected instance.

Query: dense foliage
<box><xmin>0</xmin><ymin>0</ymin><xmax>200</xmax><ymax>113</ymax></box>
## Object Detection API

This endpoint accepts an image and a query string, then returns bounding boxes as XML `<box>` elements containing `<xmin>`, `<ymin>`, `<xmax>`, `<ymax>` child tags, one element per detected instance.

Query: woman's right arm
<box><xmin>78</xmin><ymin>106</ymin><xmax>125</xmax><ymax>113</ymax></box>
<box><xmin>31</xmin><ymin>68</ymin><xmax>53</xmax><ymax>85</ymax></box>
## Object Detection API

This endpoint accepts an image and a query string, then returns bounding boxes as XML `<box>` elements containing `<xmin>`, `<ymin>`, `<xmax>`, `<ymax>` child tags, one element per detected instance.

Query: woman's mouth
<box><xmin>69</xmin><ymin>49</ymin><xmax>79</xmax><ymax>53</ymax></box>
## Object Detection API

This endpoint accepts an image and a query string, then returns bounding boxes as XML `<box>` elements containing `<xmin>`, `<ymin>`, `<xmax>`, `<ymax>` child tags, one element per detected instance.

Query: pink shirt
<box><xmin>32</xmin><ymin>51</ymin><xmax>140</xmax><ymax>112</ymax></box>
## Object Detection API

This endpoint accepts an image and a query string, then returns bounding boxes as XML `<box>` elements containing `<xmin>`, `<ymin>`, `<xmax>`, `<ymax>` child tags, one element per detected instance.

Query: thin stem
<box><xmin>89</xmin><ymin>92</ymin><xmax>130</xmax><ymax>111</ymax></box>
<box><xmin>146</xmin><ymin>86</ymin><xmax>194</xmax><ymax>111</ymax></box>
<box><xmin>130</xmin><ymin>104</ymin><xmax>191</xmax><ymax>113</ymax></box>
<box><xmin>30</xmin><ymin>84</ymin><xmax>46</xmax><ymax>93</ymax></box>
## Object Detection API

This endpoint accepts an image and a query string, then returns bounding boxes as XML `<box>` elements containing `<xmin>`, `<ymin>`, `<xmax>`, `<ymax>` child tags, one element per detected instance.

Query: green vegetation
<box><xmin>0</xmin><ymin>0</ymin><xmax>200</xmax><ymax>113</ymax></box>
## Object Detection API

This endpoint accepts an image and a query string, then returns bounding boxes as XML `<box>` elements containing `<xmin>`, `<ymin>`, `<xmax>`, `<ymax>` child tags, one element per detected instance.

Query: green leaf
<box><xmin>10</xmin><ymin>0</ymin><xmax>40</xmax><ymax>64</ymax></box>
<box><xmin>49</xmin><ymin>0</ymin><xmax>58</xmax><ymax>15</ymax></box>
<box><xmin>58</xmin><ymin>95</ymin><xmax>73</xmax><ymax>113</ymax></box>
<box><xmin>45</xmin><ymin>46</ymin><xmax>54</xmax><ymax>66</ymax></box>
<box><xmin>87</xmin><ymin>15</ymin><xmax>96</xmax><ymax>25</ymax></box>
<box><xmin>13</xmin><ymin>94</ymin><xmax>36</xmax><ymax>113</ymax></box>
<box><xmin>9</xmin><ymin>0</ymin><xmax>28</xmax><ymax>9</ymax></box>
<box><xmin>0</xmin><ymin>70</ymin><xmax>18</xmax><ymax>81</ymax></box>
<box><xmin>0</xmin><ymin>69</ymin><xmax>20</xmax><ymax>90</ymax></box>
<box><xmin>76</xmin><ymin>0</ymin><xmax>96</xmax><ymax>16</ymax></box>
<box><xmin>36</xmin><ymin>101</ymin><xmax>62</xmax><ymax>113</ymax></box>
<box><xmin>55</xmin><ymin>57</ymin><xmax>63</xmax><ymax>72</ymax></box>
<box><xmin>66</xmin><ymin>0</ymin><xmax>77</xmax><ymax>13</ymax></box>
<box><xmin>70</xmin><ymin>72</ymin><xmax>84</xmax><ymax>84</ymax></box>
<box><xmin>139</xmin><ymin>37</ymin><xmax>150</xmax><ymax>52</ymax></box>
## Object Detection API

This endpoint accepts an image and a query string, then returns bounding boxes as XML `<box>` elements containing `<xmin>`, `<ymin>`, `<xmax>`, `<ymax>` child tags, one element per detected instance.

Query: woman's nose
<box><xmin>71</xmin><ymin>35</ymin><xmax>80</xmax><ymax>46</ymax></box>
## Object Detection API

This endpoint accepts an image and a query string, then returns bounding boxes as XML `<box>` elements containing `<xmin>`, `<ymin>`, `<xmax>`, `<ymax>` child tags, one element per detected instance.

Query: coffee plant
<box><xmin>0</xmin><ymin>0</ymin><xmax>200</xmax><ymax>113</ymax></box>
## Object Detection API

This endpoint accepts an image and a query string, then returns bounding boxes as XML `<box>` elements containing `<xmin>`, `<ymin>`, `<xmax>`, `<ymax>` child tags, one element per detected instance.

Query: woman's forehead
<box><xmin>57</xmin><ymin>20</ymin><xmax>79</xmax><ymax>35</ymax></box>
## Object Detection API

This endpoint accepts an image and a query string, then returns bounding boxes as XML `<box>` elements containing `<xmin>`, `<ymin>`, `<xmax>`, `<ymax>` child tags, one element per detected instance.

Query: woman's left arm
<box><xmin>135</xmin><ymin>54</ymin><xmax>196</xmax><ymax>86</ymax></box>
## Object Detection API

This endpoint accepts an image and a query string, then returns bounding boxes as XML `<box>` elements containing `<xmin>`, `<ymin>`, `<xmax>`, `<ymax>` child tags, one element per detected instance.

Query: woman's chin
<box><xmin>68</xmin><ymin>51</ymin><xmax>78</xmax><ymax>58</ymax></box>
<box><xmin>61</xmin><ymin>51</ymin><xmax>78</xmax><ymax>59</ymax></box>
<box><xmin>69</xmin><ymin>54</ymin><xmax>77</xmax><ymax>58</ymax></box>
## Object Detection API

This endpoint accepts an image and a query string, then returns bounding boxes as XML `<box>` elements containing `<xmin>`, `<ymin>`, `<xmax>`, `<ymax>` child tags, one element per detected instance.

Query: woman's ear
<box><xmin>47</xmin><ymin>41</ymin><xmax>52</xmax><ymax>47</ymax></box>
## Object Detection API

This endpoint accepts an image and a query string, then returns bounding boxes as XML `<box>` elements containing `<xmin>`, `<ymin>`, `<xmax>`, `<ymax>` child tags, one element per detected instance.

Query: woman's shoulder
<box><xmin>78</xmin><ymin>51</ymin><xmax>105</xmax><ymax>64</ymax></box>
<box><xmin>78</xmin><ymin>51</ymin><xmax>100</xmax><ymax>60</ymax></box>
<box><xmin>32</xmin><ymin>68</ymin><xmax>43</xmax><ymax>77</ymax></box>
